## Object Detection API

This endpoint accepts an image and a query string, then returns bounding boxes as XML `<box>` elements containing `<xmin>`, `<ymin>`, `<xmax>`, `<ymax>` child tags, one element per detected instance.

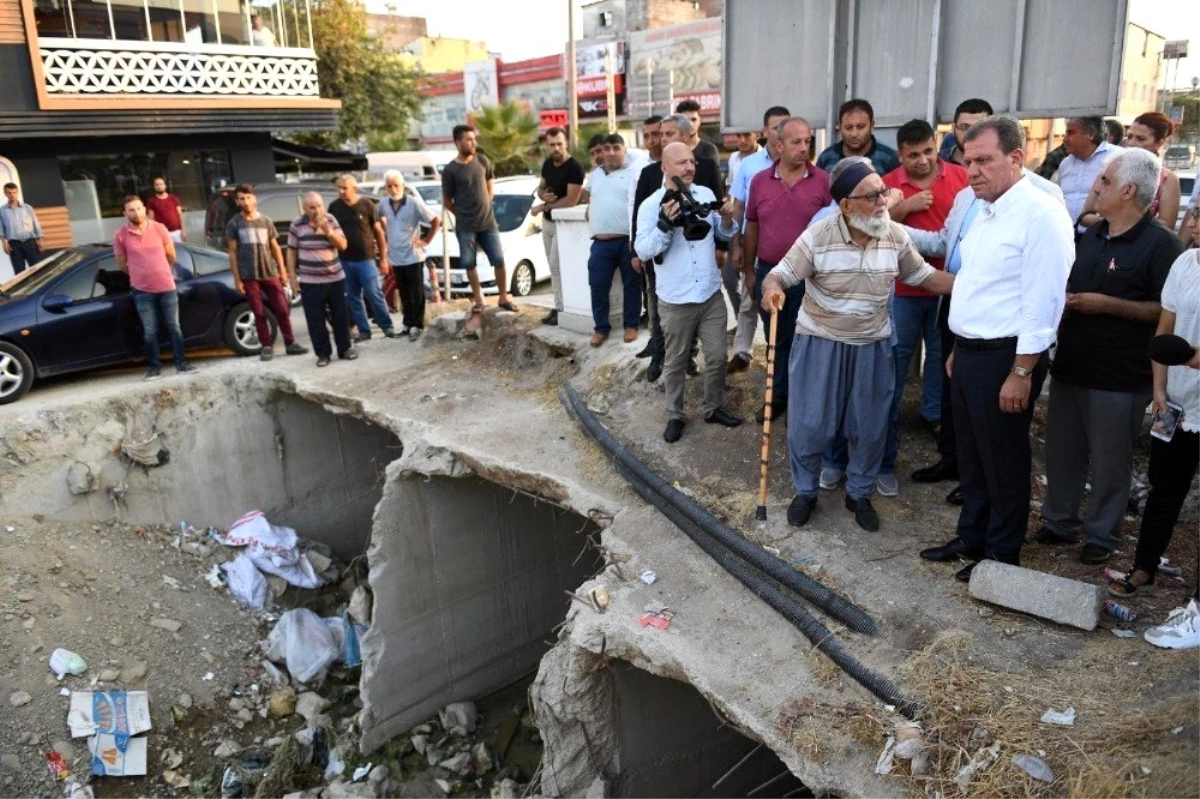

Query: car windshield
<box><xmin>416</xmin><ymin>185</ymin><xmax>441</xmax><ymax>204</ymax></box>
<box><xmin>2</xmin><ymin>249</ymin><xmax>91</xmax><ymax>297</ymax></box>
<box><xmin>1180</xmin><ymin>176</ymin><xmax>1194</xmax><ymax>197</ymax></box>
<box><xmin>493</xmin><ymin>194</ymin><xmax>533</xmax><ymax>233</ymax></box>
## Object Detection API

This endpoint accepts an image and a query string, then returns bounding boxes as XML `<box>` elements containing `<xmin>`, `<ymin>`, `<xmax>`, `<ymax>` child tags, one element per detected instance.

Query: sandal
<box><xmin>497</xmin><ymin>300</ymin><xmax>519</xmax><ymax>312</ymax></box>
<box><xmin>316</xmin><ymin>358</ymin><xmax>330</xmax><ymax>368</ymax></box>
<box><xmin>470</xmin><ymin>303</ymin><xmax>484</xmax><ymax>315</ymax></box>
<box><xmin>342</xmin><ymin>348</ymin><xmax>359</xmax><ymax>361</ymax></box>
<box><xmin>1108</xmin><ymin>568</ymin><xmax>1154</xmax><ymax>597</ymax></box>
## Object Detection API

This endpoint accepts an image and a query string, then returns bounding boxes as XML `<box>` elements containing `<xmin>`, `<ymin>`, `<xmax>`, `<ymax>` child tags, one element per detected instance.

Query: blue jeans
<box><xmin>133</xmin><ymin>289</ymin><xmax>186</xmax><ymax>370</ymax></box>
<box><xmin>588</xmin><ymin>238</ymin><xmax>640</xmax><ymax>333</ymax></box>
<box><xmin>342</xmin><ymin>259</ymin><xmax>393</xmax><ymax>337</ymax></box>
<box><xmin>892</xmin><ymin>295</ymin><xmax>942</xmax><ymax>422</ymax></box>
<box><xmin>455</xmin><ymin>227</ymin><xmax>505</xmax><ymax>270</ymax></box>
<box><xmin>824</xmin><ymin>344</ymin><xmax>900</xmax><ymax>476</ymax></box>
<box><xmin>754</xmin><ymin>260</ymin><xmax>805</xmax><ymax>404</ymax></box>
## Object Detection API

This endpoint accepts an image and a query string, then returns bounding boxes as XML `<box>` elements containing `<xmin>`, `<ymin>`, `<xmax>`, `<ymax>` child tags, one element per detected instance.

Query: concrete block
<box><xmin>968</xmin><ymin>561</ymin><xmax>1102</xmax><ymax>631</ymax></box>
<box><xmin>434</xmin><ymin>311</ymin><xmax>467</xmax><ymax>335</ymax></box>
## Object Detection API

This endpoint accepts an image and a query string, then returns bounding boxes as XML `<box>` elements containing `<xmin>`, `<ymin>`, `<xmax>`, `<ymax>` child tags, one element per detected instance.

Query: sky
<box><xmin>371</xmin><ymin>0</ymin><xmax>1199</xmax><ymax>91</ymax></box>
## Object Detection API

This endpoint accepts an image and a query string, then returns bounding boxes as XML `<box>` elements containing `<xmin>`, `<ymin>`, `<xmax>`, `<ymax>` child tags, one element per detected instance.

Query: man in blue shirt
<box><xmin>815</xmin><ymin>99</ymin><xmax>900</xmax><ymax>175</ymax></box>
<box><xmin>937</xmin><ymin>98</ymin><xmax>993</xmax><ymax>166</ymax></box>
<box><xmin>1</xmin><ymin>183</ymin><xmax>44</xmax><ymax>275</ymax></box>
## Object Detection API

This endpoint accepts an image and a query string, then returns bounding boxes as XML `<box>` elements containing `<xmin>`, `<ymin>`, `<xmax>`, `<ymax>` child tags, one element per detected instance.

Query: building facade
<box><xmin>0</xmin><ymin>0</ymin><xmax>338</xmax><ymax>278</ymax></box>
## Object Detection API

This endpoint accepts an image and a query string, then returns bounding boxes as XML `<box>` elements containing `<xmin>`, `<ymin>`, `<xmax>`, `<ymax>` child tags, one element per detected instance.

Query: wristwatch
<box><xmin>1011</xmin><ymin>365</ymin><xmax>1033</xmax><ymax>379</ymax></box>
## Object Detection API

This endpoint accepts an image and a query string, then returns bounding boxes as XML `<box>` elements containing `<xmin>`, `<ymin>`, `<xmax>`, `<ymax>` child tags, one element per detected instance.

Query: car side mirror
<box><xmin>42</xmin><ymin>294</ymin><xmax>73</xmax><ymax>312</ymax></box>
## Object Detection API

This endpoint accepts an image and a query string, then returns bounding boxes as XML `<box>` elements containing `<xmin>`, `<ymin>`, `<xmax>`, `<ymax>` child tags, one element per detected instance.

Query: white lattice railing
<box><xmin>39</xmin><ymin>38</ymin><xmax>321</xmax><ymax>98</ymax></box>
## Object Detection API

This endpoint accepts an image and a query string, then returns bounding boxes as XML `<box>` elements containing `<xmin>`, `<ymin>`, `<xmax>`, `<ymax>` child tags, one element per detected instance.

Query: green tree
<box><xmin>298</xmin><ymin>0</ymin><xmax>422</xmax><ymax>150</ymax></box>
<box><xmin>473</xmin><ymin>102</ymin><xmax>540</xmax><ymax>177</ymax></box>
<box><xmin>571</xmin><ymin>122</ymin><xmax>609</xmax><ymax>166</ymax></box>
<box><xmin>366</xmin><ymin>130</ymin><xmax>421</xmax><ymax>152</ymax></box>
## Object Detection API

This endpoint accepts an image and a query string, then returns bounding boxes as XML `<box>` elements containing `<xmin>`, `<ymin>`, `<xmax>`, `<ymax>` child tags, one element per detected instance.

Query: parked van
<box><xmin>1164</xmin><ymin>145</ymin><xmax>1196</xmax><ymax>170</ymax></box>
<box><xmin>366</xmin><ymin>150</ymin><xmax>458</xmax><ymax>181</ymax></box>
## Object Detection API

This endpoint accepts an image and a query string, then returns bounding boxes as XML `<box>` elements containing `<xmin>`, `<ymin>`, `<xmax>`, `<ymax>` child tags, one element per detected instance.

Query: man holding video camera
<box><xmin>635</xmin><ymin>142</ymin><xmax>743</xmax><ymax>443</ymax></box>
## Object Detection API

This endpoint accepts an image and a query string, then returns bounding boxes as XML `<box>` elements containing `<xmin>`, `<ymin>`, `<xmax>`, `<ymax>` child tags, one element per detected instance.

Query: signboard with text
<box><xmin>539</xmin><ymin>109</ymin><xmax>569</xmax><ymax>131</ymax></box>
<box><xmin>463</xmin><ymin>59</ymin><xmax>499</xmax><ymax>114</ymax></box>
<box><xmin>628</xmin><ymin>18</ymin><xmax>721</xmax><ymax>117</ymax></box>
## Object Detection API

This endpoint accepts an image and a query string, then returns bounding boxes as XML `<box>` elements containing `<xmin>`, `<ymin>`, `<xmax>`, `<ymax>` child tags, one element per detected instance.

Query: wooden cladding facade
<box><xmin>0</xmin><ymin>0</ymin><xmax>24</xmax><ymax>44</ymax></box>
<box><xmin>36</xmin><ymin>206</ymin><xmax>72</xmax><ymax>249</ymax></box>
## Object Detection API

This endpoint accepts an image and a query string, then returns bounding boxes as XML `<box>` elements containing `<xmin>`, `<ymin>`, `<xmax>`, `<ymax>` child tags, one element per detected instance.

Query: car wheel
<box><xmin>223</xmin><ymin>302</ymin><xmax>278</xmax><ymax>356</ymax></box>
<box><xmin>0</xmin><ymin>342</ymin><xmax>34</xmax><ymax>405</ymax></box>
<box><xmin>510</xmin><ymin>261</ymin><xmax>535</xmax><ymax>297</ymax></box>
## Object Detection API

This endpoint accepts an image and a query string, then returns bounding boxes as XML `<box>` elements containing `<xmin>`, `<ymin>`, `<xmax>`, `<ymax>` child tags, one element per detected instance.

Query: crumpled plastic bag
<box><xmin>222</xmin><ymin>552</ymin><xmax>268</xmax><ymax>609</ymax></box>
<box><xmin>219</xmin><ymin>511</ymin><xmax>323</xmax><ymax>589</ymax></box>
<box><xmin>266</xmin><ymin>608</ymin><xmax>339</xmax><ymax>684</ymax></box>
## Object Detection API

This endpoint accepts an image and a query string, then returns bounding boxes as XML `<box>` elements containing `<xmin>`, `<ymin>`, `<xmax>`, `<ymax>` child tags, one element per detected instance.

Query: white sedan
<box><xmin>424</xmin><ymin>176</ymin><xmax>548</xmax><ymax>297</ymax></box>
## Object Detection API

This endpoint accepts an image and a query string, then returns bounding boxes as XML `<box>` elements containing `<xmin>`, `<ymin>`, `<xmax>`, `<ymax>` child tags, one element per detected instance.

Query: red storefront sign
<box><xmin>539</xmin><ymin>109</ymin><xmax>569</xmax><ymax>131</ymax></box>
<box><xmin>577</xmin><ymin>73</ymin><xmax>624</xmax><ymax>98</ymax></box>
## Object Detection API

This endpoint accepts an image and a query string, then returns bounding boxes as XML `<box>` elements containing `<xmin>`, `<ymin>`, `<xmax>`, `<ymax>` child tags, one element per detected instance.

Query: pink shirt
<box><xmin>745</xmin><ymin>162</ymin><xmax>832</xmax><ymax>265</ymax></box>
<box><xmin>113</xmin><ymin>221</ymin><xmax>176</xmax><ymax>293</ymax></box>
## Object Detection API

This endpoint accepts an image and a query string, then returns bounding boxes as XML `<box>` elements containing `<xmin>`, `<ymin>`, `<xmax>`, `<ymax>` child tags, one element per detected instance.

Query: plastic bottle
<box><xmin>1103</xmin><ymin>599</ymin><xmax>1137</xmax><ymax>623</ymax></box>
<box><xmin>49</xmin><ymin>648</ymin><xmax>88</xmax><ymax>679</ymax></box>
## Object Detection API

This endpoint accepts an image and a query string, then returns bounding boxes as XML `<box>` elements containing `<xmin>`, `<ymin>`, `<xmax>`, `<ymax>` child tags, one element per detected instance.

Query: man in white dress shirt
<box><xmin>1054</xmin><ymin>116</ymin><xmax>1121</xmax><ymax>236</ymax></box>
<box><xmin>635</xmin><ymin>142</ymin><xmax>742</xmax><ymax>443</ymax></box>
<box><xmin>919</xmin><ymin>115</ymin><xmax>1075</xmax><ymax>582</ymax></box>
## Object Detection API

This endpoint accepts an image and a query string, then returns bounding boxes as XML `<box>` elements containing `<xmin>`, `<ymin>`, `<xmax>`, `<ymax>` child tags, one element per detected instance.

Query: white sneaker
<box><xmin>876</xmin><ymin>473</ymin><xmax>899</xmax><ymax>497</ymax></box>
<box><xmin>1143</xmin><ymin>599</ymin><xmax>1200</xmax><ymax>650</ymax></box>
<box><xmin>819</xmin><ymin>468</ymin><xmax>845</xmax><ymax>490</ymax></box>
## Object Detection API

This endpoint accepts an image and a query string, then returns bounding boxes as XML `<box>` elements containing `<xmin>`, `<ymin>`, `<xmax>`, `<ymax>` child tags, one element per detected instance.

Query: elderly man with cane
<box><xmin>761</xmin><ymin>162</ymin><xmax>954</xmax><ymax>531</ymax></box>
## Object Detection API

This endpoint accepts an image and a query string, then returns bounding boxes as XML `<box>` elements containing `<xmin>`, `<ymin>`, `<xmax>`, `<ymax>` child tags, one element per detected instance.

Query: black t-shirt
<box><xmin>540</xmin><ymin>156</ymin><xmax>585</xmax><ymax>220</ymax></box>
<box><xmin>328</xmin><ymin>197</ymin><xmax>378</xmax><ymax>262</ymax></box>
<box><xmin>1052</xmin><ymin>213</ymin><xmax>1183</xmax><ymax>392</ymax></box>
<box><xmin>693</xmin><ymin>139</ymin><xmax>720</xmax><ymax>165</ymax></box>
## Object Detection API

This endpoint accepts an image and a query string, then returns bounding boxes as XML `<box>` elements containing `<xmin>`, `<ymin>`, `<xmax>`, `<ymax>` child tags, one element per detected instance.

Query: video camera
<box><xmin>659</xmin><ymin>176</ymin><xmax>723</xmax><ymax>241</ymax></box>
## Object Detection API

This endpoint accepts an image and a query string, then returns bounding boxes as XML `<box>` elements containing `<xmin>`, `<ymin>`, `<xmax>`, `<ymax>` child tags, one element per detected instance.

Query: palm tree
<box><xmin>473</xmin><ymin>102</ymin><xmax>539</xmax><ymax>177</ymax></box>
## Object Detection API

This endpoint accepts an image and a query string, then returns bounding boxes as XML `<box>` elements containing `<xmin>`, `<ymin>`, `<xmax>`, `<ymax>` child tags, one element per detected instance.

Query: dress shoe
<box><xmin>845</xmin><ymin>496</ymin><xmax>880</xmax><ymax>532</ymax></box>
<box><xmin>727</xmin><ymin>353</ymin><xmax>751</xmax><ymax>373</ymax></box>
<box><xmin>920</xmin><ymin>538</ymin><xmax>982</xmax><ymax>562</ymax></box>
<box><xmin>590</xmin><ymin>332</ymin><xmax>608</xmax><ymax>347</ymax></box>
<box><xmin>755</xmin><ymin>403</ymin><xmax>786</xmax><ymax>424</ymax></box>
<box><xmin>787</xmin><ymin>494</ymin><xmax>817</xmax><ymax>526</ymax></box>
<box><xmin>704</xmin><ymin>408</ymin><xmax>743</xmax><ymax>428</ymax></box>
<box><xmin>1034</xmin><ymin>526</ymin><xmax>1076</xmax><ymax>546</ymax></box>
<box><xmin>1080</xmin><ymin>543</ymin><xmax>1114</xmax><ymax>565</ymax></box>
<box><xmin>945</xmin><ymin>485</ymin><xmax>963</xmax><ymax>505</ymax></box>
<box><xmin>541</xmin><ymin>309</ymin><xmax>559</xmax><ymax>326</ymax></box>
<box><xmin>920</xmin><ymin>417</ymin><xmax>940</xmax><ymax>439</ymax></box>
<box><xmin>912</xmin><ymin>459</ymin><xmax>959</xmax><ymax>483</ymax></box>
<box><xmin>623</xmin><ymin>328</ymin><xmax>638</xmax><ymax>343</ymax></box>
<box><xmin>646</xmin><ymin>357</ymin><xmax>663</xmax><ymax>383</ymax></box>
<box><xmin>663</xmin><ymin>418</ymin><xmax>685</xmax><ymax>443</ymax></box>
<box><xmin>954</xmin><ymin>562</ymin><xmax>977</xmax><ymax>583</ymax></box>
<box><xmin>687</xmin><ymin>358</ymin><xmax>700</xmax><ymax>376</ymax></box>
<box><xmin>635</xmin><ymin>341</ymin><xmax>659</xmax><ymax>359</ymax></box>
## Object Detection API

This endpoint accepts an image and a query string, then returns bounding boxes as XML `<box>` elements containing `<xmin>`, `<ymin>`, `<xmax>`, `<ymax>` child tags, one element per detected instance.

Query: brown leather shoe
<box><xmin>590</xmin><ymin>332</ymin><xmax>608</xmax><ymax>347</ymax></box>
<box><xmin>623</xmin><ymin>328</ymin><xmax>638</xmax><ymax>343</ymax></box>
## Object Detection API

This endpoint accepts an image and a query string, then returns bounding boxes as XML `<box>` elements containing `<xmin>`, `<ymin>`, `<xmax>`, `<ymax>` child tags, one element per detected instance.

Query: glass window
<box><xmin>32</xmin><ymin>0</ymin><xmax>312</xmax><ymax>45</ymax></box>
<box><xmin>53</xmin><ymin>259</ymin><xmax>101</xmax><ymax>303</ymax></box>
<box><xmin>108</xmin><ymin>0</ymin><xmax>149</xmax><ymax>40</ymax></box>
<box><xmin>95</xmin><ymin>256</ymin><xmax>132</xmax><ymax>296</ymax></box>
<box><xmin>191</xmin><ymin>248</ymin><xmax>231</xmax><ymax>276</ymax></box>
<box><xmin>493</xmin><ymin>195</ymin><xmax>532</xmax><ymax>233</ymax></box>
<box><xmin>33</xmin><ymin>0</ymin><xmax>74</xmax><ymax>37</ymax></box>
<box><xmin>147</xmin><ymin>0</ymin><xmax>186</xmax><ymax>42</ymax></box>
<box><xmin>59</xmin><ymin>150</ymin><xmax>232</xmax><ymax>226</ymax></box>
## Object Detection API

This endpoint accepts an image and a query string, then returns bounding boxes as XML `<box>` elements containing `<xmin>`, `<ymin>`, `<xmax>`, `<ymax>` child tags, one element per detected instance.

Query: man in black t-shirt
<box><xmin>532</xmin><ymin>126</ymin><xmax>585</xmax><ymax>325</ymax></box>
<box><xmin>1037</xmin><ymin>150</ymin><xmax>1183</xmax><ymax>564</ymax></box>
<box><xmin>330</xmin><ymin>174</ymin><xmax>395</xmax><ymax>341</ymax></box>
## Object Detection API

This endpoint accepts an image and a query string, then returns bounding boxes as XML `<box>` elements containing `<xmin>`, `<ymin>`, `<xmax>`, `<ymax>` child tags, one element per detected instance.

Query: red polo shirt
<box><xmin>745</xmin><ymin>162</ymin><xmax>831</xmax><ymax>265</ymax></box>
<box><xmin>883</xmin><ymin>159</ymin><xmax>968</xmax><ymax>296</ymax></box>
<box><xmin>144</xmin><ymin>194</ymin><xmax>183</xmax><ymax>232</ymax></box>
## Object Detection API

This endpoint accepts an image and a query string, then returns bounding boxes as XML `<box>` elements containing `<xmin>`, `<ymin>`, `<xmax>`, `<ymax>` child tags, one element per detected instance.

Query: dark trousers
<box><xmin>952</xmin><ymin>342</ymin><xmax>1048</xmax><ymax>562</ymax></box>
<box><xmin>754</xmin><ymin>260</ymin><xmax>805</xmax><ymax>404</ymax></box>
<box><xmin>1134</xmin><ymin>429</ymin><xmax>1199</xmax><ymax>579</ymax></box>
<box><xmin>132</xmin><ymin>289</ymin><xmax>186</xmax><ymax>370</ymax></box>
<box><xmin>588</xmin><ymin>238</ymin><xmax>640</xmax><ymax>333</ymax></box>
<box><xmin>936</xmin><ymin>297</ymin><xmax>957</xmax><ymax>463</ymax></box>
<box><xmin>243</xmin><ymin>277</ymin><xmax>295</xmax><ymax>348</ymax></box>
<box><xmin>7</xmin><ymin>238</ymin><xmax>40</xmax><ymax>274</ymax></box>
<box><xmin>299</xmin><ymin>279</ymin><xmax>352</xmax><ymax>359</ymax></box>
<box><xmin>395</xmin><ymin>262</ymin><xmax>426</xmax><ymax>330</ymax></box>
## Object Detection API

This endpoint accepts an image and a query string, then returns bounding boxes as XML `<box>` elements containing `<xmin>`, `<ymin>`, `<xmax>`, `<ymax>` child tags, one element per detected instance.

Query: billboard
<box><xmin>629</xmin><ymin>17</ymin><xmax>722</xmax><ymax>116</ymax></box>
<box><xmin>463</xmin><ymin>59</ymin><xmax>499</xmax><ymax>114</ymax></box>
<box><xmin>577</xmin><ymin>40</ymin><xmax>625</xmax><ymax>79</ymax></box>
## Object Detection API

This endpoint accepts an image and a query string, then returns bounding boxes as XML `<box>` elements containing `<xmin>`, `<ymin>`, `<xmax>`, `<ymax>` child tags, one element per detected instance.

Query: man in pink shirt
<box><xmin>113</xmin><ymin>195</ymin><xmax>195</xmax><ymax>380</ymax></box>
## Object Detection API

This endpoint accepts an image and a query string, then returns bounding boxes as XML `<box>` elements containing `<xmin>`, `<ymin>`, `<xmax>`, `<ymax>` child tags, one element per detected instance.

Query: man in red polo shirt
<box><xmin>145</xmin><ymin>177</ymin><xmax>185</xmax><ymax>243</ymax></box>
<box><xmin>745</xmin><ymin>117</ymin><xmax>832</xmax><ymax>421</ymax></box>
<box><xmin>884</xmin><ymin>119</ymin><xmax>968</xmax><ymax>437</ymax></box>
<box><xmin>113</xmin><ymin>195</ymin><xmax>195</xmax><ymax>380</ymax></box>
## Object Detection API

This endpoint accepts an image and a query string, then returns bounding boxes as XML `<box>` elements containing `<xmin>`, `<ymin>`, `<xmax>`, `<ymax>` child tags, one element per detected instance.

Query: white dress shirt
<box><xmin>948</xmin><ymin>176</ymin><xmax>1074</xmax><ymax>354</ymax></box>
<box><xmin>634</xmin><ymin>183</ymin><xmax>737</xmax><ymax>305</ymax></box>
<box><xmin>1056</xmin><ymin>140</ymin><xmax>1121</xmax><ymax>225</ymax></box>
<box><xmin>588</xmin><ymin>166</ymin><xmax>632</xmax><ymax>238</ymax></box>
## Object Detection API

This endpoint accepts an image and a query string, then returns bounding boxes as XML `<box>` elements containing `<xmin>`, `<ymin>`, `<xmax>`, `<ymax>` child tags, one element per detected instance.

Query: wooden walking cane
<box><xmin>756</xmin><ymin>309</ymin><xmax>780</xmax><ymax>521</ymax></box>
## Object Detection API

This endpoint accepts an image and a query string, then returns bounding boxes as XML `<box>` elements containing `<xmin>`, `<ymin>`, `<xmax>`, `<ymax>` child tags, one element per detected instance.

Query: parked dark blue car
<box><xmin>0</xmin><ymin>244</ymin><xmax>279</xmax><ymax>404</ymax></box>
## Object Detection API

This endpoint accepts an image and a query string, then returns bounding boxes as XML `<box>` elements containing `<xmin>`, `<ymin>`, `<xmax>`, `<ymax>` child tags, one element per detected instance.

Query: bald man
<box><xmin>761</xmin><ymin>164</ymin><xmax>954</xmax><ymax>532</ymax></box>
<box><xmin>635</xmin><ymin>142</ymin><xmax>742</xmax><ymax>443</ymax></box>
<box><xmin>287</xmin><ymin>192</ymin><xmax>357</xmax><ymax>366</ymax></box>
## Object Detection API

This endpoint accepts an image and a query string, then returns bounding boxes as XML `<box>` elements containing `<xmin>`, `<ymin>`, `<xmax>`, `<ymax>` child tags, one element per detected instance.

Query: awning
<box><xmin>272</xmin><ymin>138</ymin><xmax>367</xmax><ymax>173</ymax></box>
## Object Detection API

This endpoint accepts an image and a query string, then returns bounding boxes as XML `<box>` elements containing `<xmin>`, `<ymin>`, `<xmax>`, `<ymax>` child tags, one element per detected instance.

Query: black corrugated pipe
<box><xmin>619</xmin><ymin>461</ymin><xmax>920</xmax><ymax>718</ymax></box>
<box><xmin>562</xmin><ymin>383</ymin><xmax>877</xmax><ymax>636</ymax></box>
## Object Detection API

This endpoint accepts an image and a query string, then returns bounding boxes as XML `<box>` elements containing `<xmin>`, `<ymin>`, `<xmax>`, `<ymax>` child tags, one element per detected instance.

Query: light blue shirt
<box><xmin>634</xmin><ymin>183</ymin><xmax>737</xmax><ymax>305</ymax></box>
<box><xmin>810</xmin><ymin>201</ymin><xmax>839</xmax><ymax>225</ymax></box>
<box><xmin>945</xmin><ymin>199</ymin><xmax>980</xmax><ymax>275</ymax></box>
<box><xmin>380</xmin><ymin>193</ymin><xmax>436</xmax><ymax>266</ymax></box>
<box><xmin>0</xmin><ymin>202</ymin><xmax>42</xmax><ymax>241</ymax></box>
<box><xmin>587</xmin><ymin>166</ymin><xmax>632</xmax><ymax>238</ymax></box>
<box><xmin>1056</xmin><ymin>140</ymin><xmax>1121</xmax><ymax>226</ymax></box>
<box><xmin>730</xmin><ymin>147</ymin><xmax>773</xmax><ymax>204</ymax></box>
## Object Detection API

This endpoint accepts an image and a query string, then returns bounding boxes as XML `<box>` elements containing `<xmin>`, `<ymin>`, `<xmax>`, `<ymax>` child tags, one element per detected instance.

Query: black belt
<box><xmin>955</xmin><ymin>336</ymin><xmax>1017</xmax><ymax>351</ymax></box>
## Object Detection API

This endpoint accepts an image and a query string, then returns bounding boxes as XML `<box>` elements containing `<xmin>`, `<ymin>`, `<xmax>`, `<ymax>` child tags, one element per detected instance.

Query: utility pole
<box><xmin>567</xmin><ymin>0</ymin><xmax>578</xmax><ymax>150</ymax></box>
<box><xmin>605</xmin><ymin>45</ymin><xmax>616</xmax><ymax>132</ymax></box>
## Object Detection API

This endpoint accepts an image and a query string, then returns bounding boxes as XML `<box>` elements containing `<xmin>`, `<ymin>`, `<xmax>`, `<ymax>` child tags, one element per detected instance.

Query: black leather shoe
<box><xmin>845</xmin><ymin>496</ymin><xmax>880</xmax><ymax>532</ymax></box>
<box><xmin>663</xmin><ymin>419</ymin><xmax>685</xmax><ymax>443</ymax></box>
<box><xmin>946</xmin><ymin>485</ymin><xmax>963</xmax><ymax>505</ymax></box>
<box><xmin>954</xmin><ymin>562</ymin><xmax>977</xmax><ymax>583</ymax></box>
<box><xmin>920</xmin><ymin>538</ymin><xmax>982</xmax><ymax>562</ymax></box>
<box><xmin>646</xmin><ymin>357</ymin><xmax>663</xmax><ymax>383</ymax></box>
<box><xmin>636</xmin><ymin>340</ymin><xmax>662</xmax><ymax>359</ymax></box>
<box><xmin>704</xmin><ymin>408</ymin><xmax>743</xmax><ymax>428</ymax></box>
<box><xmin>912</xmin><ymin>459</ymin><xmax>959</xmax><ymax>483</ymax></box>
<box><xmin>687</xmin><ymin>358</ymin><xmax>700</xmax><ymax>377</ymax></box>
<box><xmin>755</xmin><ymin>403</ymin><xmax>786</xmax><ymax>424</ymax></box>
<box><xmin>787</xmin><ymin>494</ymin><xmax>817</xmax><ymax>526</ymax></box>
<box><xmin>541</xmin><ymin>309</ymin><xmax>559</xmax><ymax>326</ymax></box>
<box><xmin>1034</xmin><ymin>526</ymin><xmax>1076</xmax><ymax>546</ymax></box>
<box><xmin>1079</xmin><ymin>543</ymin><xmax>1114</xmax><ymax>565</ymax></box>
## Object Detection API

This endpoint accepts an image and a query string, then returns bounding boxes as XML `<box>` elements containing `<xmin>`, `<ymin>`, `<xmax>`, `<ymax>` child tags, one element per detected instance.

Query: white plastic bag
<box><xmin>220</xmin><ymin>511</ymin><xmax>324</xmax><ymax>589</ymax></box>
<box><xmin>222</xmin><ymin>553</ymin><xmax>268</xmax><ymax>609</ymax></box>
<box><xmin>49</xmin><ymin>648</ymin><xmax>88</xmax><ymax>679</ymax></box>
<box><xmin>266</xmin><ymin>609</ymin><xmax>339</xmax><ymax>684</ymax></box>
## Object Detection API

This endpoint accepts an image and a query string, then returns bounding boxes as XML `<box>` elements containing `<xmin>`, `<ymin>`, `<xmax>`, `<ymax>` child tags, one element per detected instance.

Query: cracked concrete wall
<box><xmin>359</xmin><ymin>470</ymin><xmax>603</xmax><ymax>752</ymax></box>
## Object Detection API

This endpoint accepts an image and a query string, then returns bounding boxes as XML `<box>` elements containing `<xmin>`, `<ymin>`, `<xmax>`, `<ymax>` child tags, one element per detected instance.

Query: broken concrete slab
<box><xmin>433</xmin><ymin>311</ymin><xmax>467</xmax><ymax>336</ymax></box>
<box><xmin>969</xmin><ymin>561</ymin><xmax>1103</xmax><ymax>631</ymax></box>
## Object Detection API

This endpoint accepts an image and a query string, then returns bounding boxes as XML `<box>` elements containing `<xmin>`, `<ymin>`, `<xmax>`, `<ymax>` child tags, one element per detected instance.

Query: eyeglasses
<box><xmin>845</xmin><ymin>188</ymin><xmax>890</xmax><ymax>203</ymax></box>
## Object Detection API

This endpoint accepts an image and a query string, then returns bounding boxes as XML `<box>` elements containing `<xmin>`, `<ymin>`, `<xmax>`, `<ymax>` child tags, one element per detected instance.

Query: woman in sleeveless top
<box><xmin>1125</xmin><ymin>112</ymin><xmax>1181</xmax><ymax>229</ymax></box>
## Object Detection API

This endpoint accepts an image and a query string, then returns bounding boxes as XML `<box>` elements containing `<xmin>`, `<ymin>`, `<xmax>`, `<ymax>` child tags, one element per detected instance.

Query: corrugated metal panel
<box><xmin>35</xmin><ymin>206</ymin><xmax>72</xmax><ymax>249</ymax></box>
<box><xmin>0</xmin><ymin>0</ymin><xmax>25</xmax><ymax>44</ymax></box>
<box><xmin>1017</xmin><ymin>0</ymin><xmax>1124</xmax><ymax>116</ymax></box>
<box><xmin>935</xmin><ymin>0</ymin><xmax>1019</xmax><ymax>117</ymax></box>
<box><xmin>850</xmin><ymin>0</ymin><xmax>939</xmax><ymax>125</ymax></box>
<box><xmin>0</xmin><ymin>109</ymin><xmax>338</xmax><ymax>138</ymax></box>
